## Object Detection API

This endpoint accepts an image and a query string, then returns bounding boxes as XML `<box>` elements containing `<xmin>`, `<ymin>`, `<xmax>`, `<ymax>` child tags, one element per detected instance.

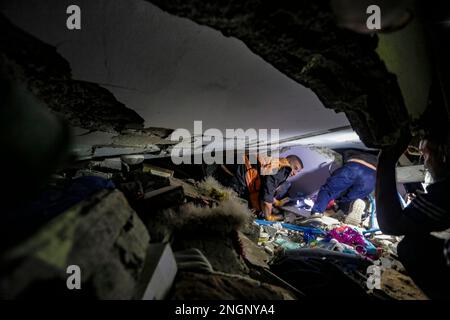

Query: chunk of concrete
<box><xmin>0</xmin><ymin>190</ymin><xmax>150</xmax><ymax>299</ymax></box>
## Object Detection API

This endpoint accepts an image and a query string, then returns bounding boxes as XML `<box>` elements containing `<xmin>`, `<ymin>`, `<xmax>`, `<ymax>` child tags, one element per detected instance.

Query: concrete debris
<box><xmin>120</xmin><ymin>127</ymin><xmax>174</xmax><ymax>140</ymax></box>
<box><xmin>90</xmin><ymin>158</ymin><xmax>123</xmax><ymax>171</ymax></box>
<box><xmin>111</xmin><ymin>133</ymin><xmax>176</xmax><ymax>148</ymax></box>
<box><xmin>1</xmin><ymin>14</ymin><xmax>177</xmax><ymax>164</ymax></box>
<box><xmin>0</xmin><ymin>14</ymin><xmax>144</xmax><ymax>133</ymax></box>
<box><xmin>308</xmin><ymin>146</ymin><xmax>344</xmax><ymax>167</ymax></box>
<box><xmin>93</xmin><ymin>145</ymin><xmax>160</xmax><ymax>158</ymax></box>
<box><xmin>0</xmin><ymin>190</ymin><xmax>150</xmax><ymax>299</ymax></box>
<box><xmin>0</xmin><ymin>141</ymin><xmax>435</xmax><ymax>300</ymax></box>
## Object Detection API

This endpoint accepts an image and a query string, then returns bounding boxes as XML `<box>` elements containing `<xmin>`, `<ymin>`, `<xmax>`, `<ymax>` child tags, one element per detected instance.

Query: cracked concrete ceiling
<box><xmin>1</xmin><ymin>0</ymin><xmax>371</xmax><ymax>152</ymax></box>
<box><xmin>147</xmin><ymin>0</ymin><xmax>410</xmax><ymax>148</ymax></box>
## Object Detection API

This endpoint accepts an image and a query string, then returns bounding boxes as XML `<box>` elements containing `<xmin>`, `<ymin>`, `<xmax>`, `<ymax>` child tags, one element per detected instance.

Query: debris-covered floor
<box><xmin>0</xmin><ymin>158</ymin><xmax>428</xmax><ymax>300</ymax></box>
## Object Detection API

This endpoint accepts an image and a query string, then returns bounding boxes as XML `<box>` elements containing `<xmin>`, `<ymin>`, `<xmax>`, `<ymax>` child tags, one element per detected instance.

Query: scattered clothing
<box><xmin>327</xmin><ymin>226</ymin><xmax>378</xmax><ymax>258</ymax></box>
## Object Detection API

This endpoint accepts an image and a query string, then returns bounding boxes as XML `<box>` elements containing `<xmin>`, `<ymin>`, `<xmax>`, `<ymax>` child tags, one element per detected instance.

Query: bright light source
<box><xmin>286</xmin><ymin>129</ymin><xmax>361</xmax><ymax>146</ymax></box>
<box><xmin>331</xmin><ymin>131</ymin><xmax>360</xmax><ymax>142</ymax></box>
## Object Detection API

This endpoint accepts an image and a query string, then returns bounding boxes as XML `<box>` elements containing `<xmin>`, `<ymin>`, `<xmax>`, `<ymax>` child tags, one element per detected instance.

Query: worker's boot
<box><xmin>344</xmin><ymin>199</ymin><xmax>366</xmax><ymax>226</ymax></box>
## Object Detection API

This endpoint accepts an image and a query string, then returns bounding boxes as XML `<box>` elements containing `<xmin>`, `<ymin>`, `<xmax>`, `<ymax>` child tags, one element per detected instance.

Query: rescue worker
<box><xmin>376</xmin><ymin>128</ymin><xmax>450</xmax><ymax>299</ymax></box>
<box><xmin>311</xmin><ymin>150</ymin><xmax>378</xmax><ymax>225</ymax></box>
<box><xmin>219</xmin><ymin>153</ymin><xmax>303</xmax><ymax>221</ymax></box>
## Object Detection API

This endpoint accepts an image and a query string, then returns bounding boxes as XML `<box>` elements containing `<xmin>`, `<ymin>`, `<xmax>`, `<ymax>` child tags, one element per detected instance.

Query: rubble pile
<box><xmin>1</xmin><ymin>157</ymin><xmax>295</xmax><ymax>299</ymax></box>
<box><xmin>0</xmin><ymin>157</ymin><xmax>428</xmax><ymax>300</ymax></box>
<box><xmin>251</xmin><ymin>197</ymin><xmax>428</xmax><ymax>299</ymax></box>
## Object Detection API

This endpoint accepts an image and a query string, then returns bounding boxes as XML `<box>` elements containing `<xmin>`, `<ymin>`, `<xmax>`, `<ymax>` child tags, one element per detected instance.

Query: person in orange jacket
<box><xmin>219</xmin><ymin>153</ymin><xmax>303</xmax><ymax>221</ymax></box>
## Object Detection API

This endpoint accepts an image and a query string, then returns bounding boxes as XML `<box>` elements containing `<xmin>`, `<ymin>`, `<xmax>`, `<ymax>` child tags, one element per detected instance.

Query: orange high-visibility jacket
<box><xmin>244</xmin><ymin>154</ymin><xmax>291</xmax><ymax>211</ymax></box>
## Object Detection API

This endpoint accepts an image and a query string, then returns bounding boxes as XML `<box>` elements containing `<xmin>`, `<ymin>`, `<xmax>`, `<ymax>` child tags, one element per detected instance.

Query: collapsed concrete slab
<box><xmin>148</xmin><ymin>0</ymin><xmax>409</xmax><ymax>147</ymax></box>
<box><xmin>0</xmin><ymin>14</ymin><xmax>144</xmax><ymax>133</ymax></box>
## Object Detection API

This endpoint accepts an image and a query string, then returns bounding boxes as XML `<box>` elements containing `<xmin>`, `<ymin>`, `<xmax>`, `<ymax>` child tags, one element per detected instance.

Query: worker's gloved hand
<box><xmin>273</xmin><ymin>197</ymin><xmax>289</xmax><ymax>207</ymax></box>
<box><xmin>254</xmin><ymin>210</ymin><xmax>283</xmax><ymax>222</ymax></box>
<box><xmin>273</xmin><ymin>199</ymin><xmax>282</xmax><ymax>207</ymax></box>
<box><xmin>265</xmin><ymin>213</ymin><xmax>284</xmax><ymax>222</ymax></box>
<box><xmin>259</xmin><ymin>201</ymin><xmax>284</xmax><ymax>221</ymax></box>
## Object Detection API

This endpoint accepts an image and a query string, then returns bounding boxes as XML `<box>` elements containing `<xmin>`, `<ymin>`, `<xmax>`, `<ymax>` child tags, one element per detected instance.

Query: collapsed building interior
<box><xmin>1</xmin><ymin>0</ymin><xmax>449</xmax><ymax>300</ymax></box>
